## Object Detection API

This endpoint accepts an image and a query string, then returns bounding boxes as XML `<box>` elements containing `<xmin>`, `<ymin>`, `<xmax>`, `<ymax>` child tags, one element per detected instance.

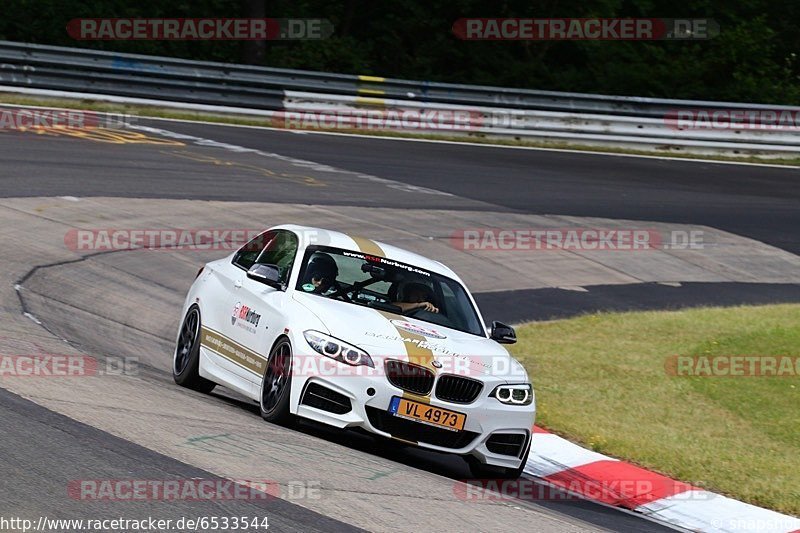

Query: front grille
<box><xmin>300</xmin><ymin>383</ymin><xmax>352</xmax><ymax>414</ymax></box>
<box><xmin>486</xmin><ymin>433</ymin><xmax>528</xmax><ymax>458</ymax></box>
<box><xmin>435</xmin><ymin>374</ymin><xmax>484</xmax><ymax>404</ymax></box>
<box><xmin>385</xmin><ymin>360</ymin><xmax>434</xmax><ymax>395</ymax></box>
<box><xmin>366</xmin><ymin>406</ymin><xmax>479</xmax><ymax>449</ymax></box>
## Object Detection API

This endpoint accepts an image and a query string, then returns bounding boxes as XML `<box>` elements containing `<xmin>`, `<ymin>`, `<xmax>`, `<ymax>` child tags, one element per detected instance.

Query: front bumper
<box><xmin>289</xmin><ymin>358</ymin><xmax>535</xmax><ymax>469</ymax></box>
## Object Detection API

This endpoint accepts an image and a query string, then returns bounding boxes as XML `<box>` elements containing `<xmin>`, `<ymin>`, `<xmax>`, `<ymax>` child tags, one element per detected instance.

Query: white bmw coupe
<box><xmin>174</xmin><ymin>225</ymin><xmax>535</xmax><ymax>478</ymax></box>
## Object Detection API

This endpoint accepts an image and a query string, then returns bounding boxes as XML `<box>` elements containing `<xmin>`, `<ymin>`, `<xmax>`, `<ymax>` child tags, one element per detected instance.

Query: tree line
<box><xmin>1</xmin><ymin>0</ymin><xmax>797</xmax><ymax>104</ymax></box>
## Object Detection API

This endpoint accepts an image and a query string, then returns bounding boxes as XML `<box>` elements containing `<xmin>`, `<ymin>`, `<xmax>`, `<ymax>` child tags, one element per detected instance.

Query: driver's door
<box><xmin>227</xmin><ymin>230</ymin><xmax>299</xmax><ymax>385</ymax></box>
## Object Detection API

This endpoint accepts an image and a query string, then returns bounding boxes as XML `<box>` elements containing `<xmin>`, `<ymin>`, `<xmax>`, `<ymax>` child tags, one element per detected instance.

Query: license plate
<box><xmin>388</xmin><ymin>397</ymin><xmax>466</xmax><ymax>431</ymax></box>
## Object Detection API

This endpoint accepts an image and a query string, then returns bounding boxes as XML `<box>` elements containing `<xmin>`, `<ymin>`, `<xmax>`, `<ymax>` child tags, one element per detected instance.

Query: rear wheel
<box><xmin>173</xmin><ymin>305</ymin><xmax>216</xmax><ymax>393</ymax></box>
<box><xmin>260</xmin><ymin>337</ymin><xmax>294</xmax><ymax>425</ymax></box>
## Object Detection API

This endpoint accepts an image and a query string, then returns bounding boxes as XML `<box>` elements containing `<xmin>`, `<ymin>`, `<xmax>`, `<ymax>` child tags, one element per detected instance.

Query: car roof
<box><xmin>271</xmin><ymin>224</ymin><xmax>460</xmax><ymax>279</ymax></box>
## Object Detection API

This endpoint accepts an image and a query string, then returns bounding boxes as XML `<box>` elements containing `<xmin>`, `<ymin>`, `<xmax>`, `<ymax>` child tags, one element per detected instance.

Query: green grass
<box><xmin>510</xmin><ymin>304</ymin><xmax>800</xmax><ymax>516</ymax></box>
<box><xmin>2</xmin><ymin>93</ymin><xmax>799</xmax><ymax>167</ymax></box>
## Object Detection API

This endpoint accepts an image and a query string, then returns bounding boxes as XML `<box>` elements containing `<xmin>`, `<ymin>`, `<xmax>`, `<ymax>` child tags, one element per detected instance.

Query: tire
<box><xmin>467</xmin><ymin>440</ymin><xmax>531</xmax><ymax>480</ymax></box>
<box><xmin>259</xmin><ymin>337</ymin><xmax>294</xmax><ymax>425</ymax></box>
<box><xmin>173</xmin><ymin>305</ymin><xmax>216</xmax><ymax>393</ymax></box>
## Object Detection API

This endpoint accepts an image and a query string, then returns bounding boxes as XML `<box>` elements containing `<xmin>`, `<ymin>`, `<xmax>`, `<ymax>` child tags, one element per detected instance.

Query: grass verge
<box><xmin>510</xmin><ymin>304</ymin><xmax>800</xmax><ymax>515</ymax></box>
<box><xmin>1</xmin><ymin>93</ymin><xmax>799</xmax><ymax>167</ymax></box>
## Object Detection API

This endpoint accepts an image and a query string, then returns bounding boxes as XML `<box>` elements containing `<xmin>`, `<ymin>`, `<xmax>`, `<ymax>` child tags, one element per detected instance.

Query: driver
<box><xmin>393</xmin><ymin>282</ymin><xmax>439</xmax><ymax>314</ymax></box>
<box><xmin>303</xmin><ymin>252</ymin><xmax>339</xmax><ymax>294</ymax></box>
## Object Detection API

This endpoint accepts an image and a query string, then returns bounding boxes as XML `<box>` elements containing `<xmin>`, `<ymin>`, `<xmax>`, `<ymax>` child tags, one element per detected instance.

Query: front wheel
<box><xmin>260</xmin><ymin>337</ymin><xmax>294</xmax><ymax>425</ymax></box>
<box><xmin>173</xmin><ymin>305</ymin><xmax>216</xmax><ymax>393</ymax></box>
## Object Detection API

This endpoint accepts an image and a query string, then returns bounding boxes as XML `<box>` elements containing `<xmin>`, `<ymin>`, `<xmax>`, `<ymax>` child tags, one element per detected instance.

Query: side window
<box><xmin>232</xmin><ymin>231</ymin><xmax>276</xmax><ymax>271</ymax></box>
<box><xmin>256</xmin><ymin>231</ymin><xmax>299</xmax><ymax>283</ymax></box>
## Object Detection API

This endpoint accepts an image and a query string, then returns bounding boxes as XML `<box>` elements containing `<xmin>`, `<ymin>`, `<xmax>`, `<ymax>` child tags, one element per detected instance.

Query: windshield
<box><xmin>295</xmin><ymin>246</ymin><xmax>485</xmax><ymax>337</ymax></box>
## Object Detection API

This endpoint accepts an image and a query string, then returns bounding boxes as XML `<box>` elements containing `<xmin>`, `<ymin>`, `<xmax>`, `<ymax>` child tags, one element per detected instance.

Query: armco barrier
<box><xmin>0</xmin><ymin>40</ymin><xmax>797</xmax><ymax>156</ymax></box>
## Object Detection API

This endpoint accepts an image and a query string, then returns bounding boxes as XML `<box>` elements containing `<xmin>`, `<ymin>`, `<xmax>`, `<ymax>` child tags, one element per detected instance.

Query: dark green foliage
<box><xmin>1</xmin><ymin>0</ymin><xmax>797</xmax><ymax>103</ymax></box>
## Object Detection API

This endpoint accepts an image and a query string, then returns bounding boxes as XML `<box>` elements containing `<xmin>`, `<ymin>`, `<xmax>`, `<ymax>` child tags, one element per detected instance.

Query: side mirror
<box><xmin>247</xmin><ymin>263</ymin><xmax>283</xmax><ymax>290</ymax></box>
<box><xmin>490</xmin><ymin>321</ymin><xmax>517</xmax><ymax>344</ymax></box>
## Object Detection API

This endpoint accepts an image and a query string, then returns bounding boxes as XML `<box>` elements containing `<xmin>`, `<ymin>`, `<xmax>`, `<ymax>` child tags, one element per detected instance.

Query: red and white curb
<box><xmin>524</xmin><ymin>426</ymin><xmax>800</xmax><ymax>532</ymax></box>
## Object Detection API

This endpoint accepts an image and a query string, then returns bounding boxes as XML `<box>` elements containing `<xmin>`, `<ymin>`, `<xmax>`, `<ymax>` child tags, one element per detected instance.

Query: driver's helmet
<box><xmin>304</xmin><ymin>252</ymin><xmax>338</xmax><ymax>292</ymax></box>
<box><xmin>397</xmin><ymin>281</ymin><xmax>434</xmax><ymax>304</ymax></box>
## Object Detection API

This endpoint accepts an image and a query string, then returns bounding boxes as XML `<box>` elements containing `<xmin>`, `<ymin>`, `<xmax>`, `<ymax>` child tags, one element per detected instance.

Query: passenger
<box><xmin>393</xmin><ymin>282</ymin><xmax>439</xmax><ymax>313</ymax></box>
<box><xmin>302</xmin><ymin>252</ymin><xmax>339</xmax><ymax>294</ymax></box>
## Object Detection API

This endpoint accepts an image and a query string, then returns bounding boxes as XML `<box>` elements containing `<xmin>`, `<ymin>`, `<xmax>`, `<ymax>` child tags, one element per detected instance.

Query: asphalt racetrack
<box><xmin>1</xmin><ymin>119</ymin><xmax>798</xmax><ymax>532</ymax></box>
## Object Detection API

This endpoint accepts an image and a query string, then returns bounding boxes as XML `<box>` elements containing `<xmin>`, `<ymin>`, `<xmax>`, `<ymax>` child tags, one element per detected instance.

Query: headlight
<box><xmin>491</xmin><ymin>384</ymin><xmax>533</xmax><ymax>405</ymax></box>
<box><xmin>303</xmin><ymin>330</ymin><xmax>374</xmax><ymax>368</ymax></box>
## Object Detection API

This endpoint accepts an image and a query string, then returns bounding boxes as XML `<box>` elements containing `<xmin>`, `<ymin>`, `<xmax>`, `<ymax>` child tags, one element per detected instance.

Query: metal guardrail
<box><xmin>284</xmin><ymin>91</ymin><xmax>800</xmax><ymax>145</ymax></box>
<box><xmin>0</xmin><ymin>40</ymin><xmax>797</xmax><ymax>156</ymax></box>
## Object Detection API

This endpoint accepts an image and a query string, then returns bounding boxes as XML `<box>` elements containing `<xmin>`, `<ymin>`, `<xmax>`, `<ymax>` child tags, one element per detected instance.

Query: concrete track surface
<box><xmin>1</xmin><ymin>120</ymin><xmax>798</xmax><ymax>532</ymax></box>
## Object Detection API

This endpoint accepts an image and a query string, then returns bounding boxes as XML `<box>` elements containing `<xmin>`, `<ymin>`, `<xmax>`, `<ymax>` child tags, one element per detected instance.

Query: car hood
<box><xmin>292</xmin><ymin>292</ymin><xmax>527</xmax><ymax>380</ymax></box>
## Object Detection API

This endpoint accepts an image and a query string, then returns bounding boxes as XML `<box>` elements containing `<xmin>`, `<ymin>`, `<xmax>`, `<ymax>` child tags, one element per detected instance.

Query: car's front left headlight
<box><xmin>303</xmin><ymin>330</ymin><xmax>374</xmax><ymax>368</ymax></box>
<box><xmin>491</xmin><ymin>383</ymin><xmax>533</xmax><ymax>406</ymax></box>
